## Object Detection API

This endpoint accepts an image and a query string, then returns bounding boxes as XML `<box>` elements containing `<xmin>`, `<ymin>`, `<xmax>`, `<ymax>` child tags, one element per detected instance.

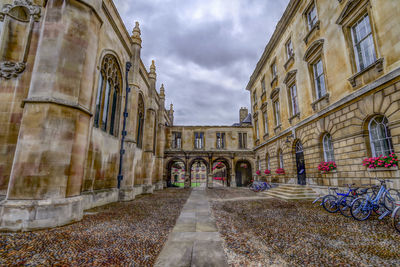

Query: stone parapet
<box><xmin>0</xmin><ymin>196</ymin><xmax>83</xmax><ymax>232</ymax></box>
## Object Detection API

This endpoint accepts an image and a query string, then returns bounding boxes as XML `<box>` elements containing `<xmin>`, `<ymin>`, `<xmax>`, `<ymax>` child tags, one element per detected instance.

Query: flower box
<box><xmin>367</xmin><ymin>166</ymin><xmax>399</xmax><ymax>172</ymax></box>
<box><xmin>318</xmin><ymin>161</ymin><xmax>337</xmax><ymax>174</ymax></box>
<box><xmin>264</xmin><ymin>169</ymin><xmax>271</xmax><ymax>175</ymax></box>
<box><xmin>363</xmin><ymin>153</ymin><xmax>399</xmax><ymax>169</ymax></box>
<box><xmin>275</xmin><ymin>168</ymin><xmax>285</xmax><ymax>175</ymax></box>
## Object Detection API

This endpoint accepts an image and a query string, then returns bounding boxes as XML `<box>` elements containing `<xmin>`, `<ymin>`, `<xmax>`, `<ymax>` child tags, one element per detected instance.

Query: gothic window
<box><xmin>172</xmin><ymin>132</ymin><xmax>181</xmax><ymax>149</ymax></box>
<box><xmin>94</xmin><ymin>54</ymin><xmax>122</xmax><ymax>137</ymax></box>
<box><xmin>351</xmin><ymin>14</ymin><xmax>376</xmax><ymax>72</ymax></box>
<box><xmin>0</xmin><ymin>1</ymin><xmax>41</xmax><ymax>79</ymax></box>
<box><xmin>369</xmin><ymin>116</ymin><xmax>393</xmax><ymax>157</ymax></box>
<box><xmin>216</xmin><ymin>132</ymin><xmax>225</xmax><ymax>149</ymax></box>
<box><xmin>322</xmin><ymin>133</ymin><xmax>335</xmax><ymax>162</ymax></box>
<box><xmin>136</xmin><ymin>94</ymin><xmax>145</xmax><ymax>149</ymax></box>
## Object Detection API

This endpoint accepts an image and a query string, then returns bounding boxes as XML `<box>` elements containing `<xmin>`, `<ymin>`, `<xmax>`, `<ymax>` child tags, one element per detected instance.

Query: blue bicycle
<box><xmin>350</xmin><ymin>179</ymin><xmax>400</xmax><ymax>221</ymax></box>
<box><xmin>249</xmin><ymin>181</ymin><xmax>271</xmax><ymax>192</ymax></box>
<box><xmin>321</xmin><ymin>184</ymin><xmax>361</xmax><ymax>217</ymax></box>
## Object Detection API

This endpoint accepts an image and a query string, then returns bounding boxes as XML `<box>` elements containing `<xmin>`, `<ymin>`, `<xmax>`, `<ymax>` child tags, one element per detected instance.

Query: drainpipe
<box><xmin>118</xmin><ymin>62</ymin><xmax>132</xmax><ymax>189</ymax></box>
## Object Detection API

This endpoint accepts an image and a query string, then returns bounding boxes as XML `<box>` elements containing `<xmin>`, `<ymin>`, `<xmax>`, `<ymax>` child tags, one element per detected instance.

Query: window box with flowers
<box><xmin>264</xmin><ymin>169</ymin><xmax>271</xmax><ymax>175</ymax></box>
<box><xmin>363</xmin><ymin>153</ymin><xmax>399</xmax><ymax>172</ymax></box>
<box><xmin>318</xmin><ymin>161</ymin><xmax>337</xmax><ymax>174</ymax></box>
<box><xmin>275</xmin><ymin>168</ymin><xmax>285</xmax><ymax>175</ymax></box>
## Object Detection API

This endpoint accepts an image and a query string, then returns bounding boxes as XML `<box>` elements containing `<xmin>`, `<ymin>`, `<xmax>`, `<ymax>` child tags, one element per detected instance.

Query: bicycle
<box><xmin>249</xmin><ymin>181</ymin><xmax>271</xmax><ymax>192</ymax></box>
<box><xmin>321</xmin><ymin>184</ymin><xmax>360</xmax><ymax>216</ymax></box>
<box><xmin>350</xmin><ymin>179</ymin><xmax>400</xmax><ymax>221</ymax></box>
<box><xmin>392</xmin><ymin>201</ymin><xmax>400</xmax><ymax>233</ymax></box>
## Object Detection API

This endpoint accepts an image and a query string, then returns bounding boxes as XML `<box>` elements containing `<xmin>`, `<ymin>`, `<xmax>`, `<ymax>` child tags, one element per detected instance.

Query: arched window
<box><xmin>322</xmin><ymin>133</ymin><xmax>335</xmax><ymax>162</ymax></box>
<box><xmin>369</xmin><ymin>116</ymin><xmax>393</xmax><ymax>157</ymax></box>
<box><xmin>265</xmin><ymin>153</ymin><xmax>270</xmax><ymax>170</ymax></box>
<box><xmin>278</xmin><ymin>149</ymin><xmax>284</xmax><ymax>169</ymax></box>
<box><xmin>136</xmin><ymin>94</ymin><xmax>145</xmax><ymax>149</ymax></box>
<box><xmin>94</xmin><ymin>54</ymin><xmax>122</xmax><ymax>137</ymax></box>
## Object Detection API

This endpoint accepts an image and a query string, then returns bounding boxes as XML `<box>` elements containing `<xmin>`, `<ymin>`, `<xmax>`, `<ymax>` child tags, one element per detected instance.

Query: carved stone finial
<box><xmin>170</xmin><ymin>103</ymin><xmax>174</xmax><ymax>110</ymax></box>
<box><xmin>131</xmin><ymin>21</ymin><xmax>142</xmax><ymax>46</ymax></box>
<box><xmin>150</xmin><ymin>60</ymin><xmax>156</xmax><ymax>73</ymax></box>
<box><xmin>160</xmin><ymin>84</ymin><xmax>165</xmax><ymax>98</ymax></box>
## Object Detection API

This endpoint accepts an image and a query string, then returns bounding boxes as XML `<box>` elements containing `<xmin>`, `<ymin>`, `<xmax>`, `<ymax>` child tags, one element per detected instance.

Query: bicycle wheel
<box><xmin>322</xmin><ymin>195</ymin><xmax>339</xmax><ymax>213</ymax></box>
<box><xmin>383</xmin><ymin>189</ymin><xmax>400</xmax><ymax>211</ymax></box>
<box><xmin>250</xmin><ymin>184</ymin><xmax>260</xmax><ymax>192</ymax></box>
<box><xmin>392</xmin><ymin>206</ymin><xmax>400</xmax><ymax>234</ymax></box>
<box><xmin>339</xmin><ymin>195</ymin><xmax>355</xmax><ymax>218</ymax></box>
<box><xmin>351</xmin><ymin>197</ymin><xmax>371</xmax><ymax>221</ymax></box>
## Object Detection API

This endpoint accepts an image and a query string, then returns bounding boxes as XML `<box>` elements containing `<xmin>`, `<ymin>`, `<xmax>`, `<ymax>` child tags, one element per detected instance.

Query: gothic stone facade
<box><xmin>0</xmin><ymin>0</ymin><xmax>172</xmax><ymax>231</ymax></box>
<box><xmin>248</xmin><ymin>0</ymin><xmax>400</xmax><ymax>191</ymax></box>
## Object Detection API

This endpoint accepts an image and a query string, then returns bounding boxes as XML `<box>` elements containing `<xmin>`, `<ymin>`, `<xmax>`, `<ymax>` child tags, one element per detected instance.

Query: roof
<box><xmin>241</xmin><ymin>113</ymin><xmax>252</xmax><ymax>124</ymax></box>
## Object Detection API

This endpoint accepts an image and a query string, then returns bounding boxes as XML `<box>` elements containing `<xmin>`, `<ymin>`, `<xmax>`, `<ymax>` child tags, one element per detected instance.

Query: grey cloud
<box><xmin>114</xmin><ymin>0</ymin><xmax>290</xmax><ymax>125</ymax></box>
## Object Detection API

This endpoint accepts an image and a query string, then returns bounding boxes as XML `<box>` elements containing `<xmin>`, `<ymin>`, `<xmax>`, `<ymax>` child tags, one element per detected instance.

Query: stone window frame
<box><xmin>238</xmin><ymin>132</ymin><xmax>247</xmax><ymax>149</ymax></box>
<box><xmin>336</xmin><ymin>0</ymin><xmax>383</xmax><ymax>88</ymax></box>
<box><xmin>262</xmin><ymin>110</ymin><xmax>269</xmax><ymax>138</ymax></box>
<box><xmin>265</xmin><ymin>153</ymin><xmax>271</xmax><ymax>170</ymax></box>
<box><xmin>284</xmin><ymin>36</ymin><xmax>295</xmax><ymax>70</ymax></box>
<box><xmin>194</xmin><ymin>132</ymin><xmax>205</xmax><ymax>150</ymax></box>
<box><xmin>270</xmin><ymin>59</ymin><xmax>278</xmax><ymax>87</ymax></box>
<box><xmin>303</xmin><ymin>39</ymin><xmax>330</xmax><ymax>111</ymax></box>
<box><xmin>254</xmin><ymin>118</ymin><xmax>260</xmax><ymax>142</ymax></box>
<box><xmin>270</xmin><ymin>87</ymin><xmax>281</xmax><ymax>130</ymax></box>
<box><xmin>322</xmin><ymin>133</ymin><xmax>335</xmax><ymax>162</ymax></box>
<box><xmin>94</xmin><ymin>54</ymin><xmax>123</xmax><ymax>138</ymax></box>
<box><xmin>367</xmin><ymin>115</ymin><xmax>393</xmax><ymax>157</ymax></box>
<box><xmin>171</xmin><ymin>131</ymin><xmax>182</xmax><ymax>150</ymax></box>
<box><xmin>136</xmin><ymin>93</ymin><xmax>145</xmax><ymax>148</ymax></box>
<box><xmin>283</xmin><ymin>70</ymin><xmax>300</xmax><ymax>123</ymax></box>
<box><xmin>302</xmin><ymin>0</ymin><xmax>320</xmax><ymax>44</ymax></box>
<box><xmin>261</xmin><ymin>75</ymin><xmax>266</xmax><ymax>94</ymax></box>
<box><xmin>216</xmin><ymin>132</ymin><xmax>226</xmax><ymax>149</ymax></box>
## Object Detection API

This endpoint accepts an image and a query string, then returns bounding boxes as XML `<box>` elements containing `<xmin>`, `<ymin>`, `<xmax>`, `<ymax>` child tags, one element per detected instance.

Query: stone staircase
<box><xmin>262</xmin><ymin>184</ymin><xmax>318</xmax><ymax>200</ymax></box>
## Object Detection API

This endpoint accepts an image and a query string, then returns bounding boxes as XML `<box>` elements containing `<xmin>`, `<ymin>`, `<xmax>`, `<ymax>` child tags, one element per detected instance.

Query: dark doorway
<box><xmin>295</xmin><ymin>141</ymin><xmax>306</xmax><ymax>185</ymax></box>
<box><xmin>235</xmin><ymin>161</ymin><xmax>252</xmax><ymax>187</ymax></box>
<box><xmin>212</xmin><ymin>160</ymin><xmax>230</xmax><ymax>187</ymax></box>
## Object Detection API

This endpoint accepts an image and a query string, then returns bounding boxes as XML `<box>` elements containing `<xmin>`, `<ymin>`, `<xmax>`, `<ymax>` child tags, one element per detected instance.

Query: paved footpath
<box><xmin>155</xmin><ymin>187</ymin><xmax>228</xmax><ymax>267</ymax></box>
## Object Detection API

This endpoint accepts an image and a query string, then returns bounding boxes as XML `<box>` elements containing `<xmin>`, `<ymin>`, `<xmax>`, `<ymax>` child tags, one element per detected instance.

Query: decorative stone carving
<box><xmin>0</xmin><ymin>0</ymin><xmax>41</xmax><ymax>22</ymax></box>
<box><xmin>0</xmin><ymin>61</ymin><xmax>25</xmax><ymax>79</ymax></box>
<box><xmin>0</xmin><ymin>0</ymin><xmax>41</xmax><ymax>79</ymax></box>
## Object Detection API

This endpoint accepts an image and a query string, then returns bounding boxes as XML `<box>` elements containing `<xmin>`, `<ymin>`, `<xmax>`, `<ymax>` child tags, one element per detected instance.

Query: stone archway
<box><xmin>212</xmin><ymin>158</ymin><xmax>231</xmax><ymax>187</ymax></box>
<box><xmin>188</xmin><ymin>158</ymin><xmax>209</xmax><ymax>188</ymax></box>
<box><xmin>235</xmin><ymin>160</ymin><xmax>252</xmax><ymax>187</ymax></box>
<box><xmin>166</xmin><ymin>158</ymin><xmax>186</xmax><ymax>187</ymax></box>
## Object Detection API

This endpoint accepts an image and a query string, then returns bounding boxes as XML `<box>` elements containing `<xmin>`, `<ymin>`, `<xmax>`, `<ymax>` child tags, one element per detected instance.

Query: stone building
<box><xmin>0</xmin><ymin>0</ymin><xmax>172</xmax><ymax>231</ymax></box>
<box><xmin>247</xmin><ymin>0</ymin><xmax>400</xmax><ymax>190</ymax></box>
<box><xmin>164</xmin><ymin>108</ymin><xmax>255</xmax><ymax>188</ymax></box>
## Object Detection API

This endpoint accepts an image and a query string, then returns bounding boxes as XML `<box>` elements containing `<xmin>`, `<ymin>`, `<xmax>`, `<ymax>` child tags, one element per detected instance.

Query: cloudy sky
<box><xmin>114</xmin><ymin>0</ymin><xmax>290</xmax><ymax>125</ymax></box>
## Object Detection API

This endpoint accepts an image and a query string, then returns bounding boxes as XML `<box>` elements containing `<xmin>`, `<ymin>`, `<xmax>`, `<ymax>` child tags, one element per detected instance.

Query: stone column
<box><xmin>0</xmin><ymin>1</ymin><xmax>101</xmax><ymax>231</ymax></box>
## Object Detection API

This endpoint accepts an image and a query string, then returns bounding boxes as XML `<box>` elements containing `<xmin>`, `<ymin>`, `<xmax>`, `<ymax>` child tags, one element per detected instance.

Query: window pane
<box><xmin>102</xmin><ymin>81</ymin><xmax>111</xmax><ymax>131</ymax></box>
<box><xmin>94</xmin><ymin>74</ymin><xmax>104</xmax><ymax>128</ymax></box>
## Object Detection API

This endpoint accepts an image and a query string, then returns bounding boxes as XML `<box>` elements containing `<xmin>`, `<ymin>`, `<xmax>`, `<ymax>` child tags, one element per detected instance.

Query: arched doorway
<box><xmin>235</xmin><ymin>160</ymin><xmax>252</xmax><ymax>187</ymax></box>
<box><xmin>295</xmin><ymin>141</ymin><xmax>306</xmax><ymax>185</ymax></box>
<box><xmin>212</xmin><ymin>159</ymin><xmax>231</xmax><ymax>187</ymax></box>
<box><xmin>166</xmin><ymin>159</ymin><xmax>186</xmax><ymax>187</ymax></box>
<box><xmin>189</xmin><ymin>158</ymin><xmax>208</xmax><ymax>188</ymax></box>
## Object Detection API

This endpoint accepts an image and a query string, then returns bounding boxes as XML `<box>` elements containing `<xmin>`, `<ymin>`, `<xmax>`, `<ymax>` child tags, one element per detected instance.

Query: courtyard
<box><xmin>1</xmin><ymin>187</ymin><xmax>399</xmax><ymax>266</ymax></box>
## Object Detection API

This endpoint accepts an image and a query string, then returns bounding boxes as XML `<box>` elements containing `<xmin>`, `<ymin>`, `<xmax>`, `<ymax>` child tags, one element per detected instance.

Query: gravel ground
<box><xmin>0</xmin><ymin>188</ymin><xmax>191</xmax><ymax>266</ymax></box>
<box><xmin>209</xmin><ymin>188</ymin><xmax>400</xmax><ymax>267</ymax></box>
<box><xmin>207</xmin><ymin>187</ymin><xmax>261</xmax><ymax>200</ymax></box>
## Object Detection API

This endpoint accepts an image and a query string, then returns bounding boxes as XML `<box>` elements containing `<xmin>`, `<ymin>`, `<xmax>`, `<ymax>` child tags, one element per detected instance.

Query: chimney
<box><xmin>239</xmin><ymin>107</ymin><xmax>248</xmax><ymax>123</ymax></box>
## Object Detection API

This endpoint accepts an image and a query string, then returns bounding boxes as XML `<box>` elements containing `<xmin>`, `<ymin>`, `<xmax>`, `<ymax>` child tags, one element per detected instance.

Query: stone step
<box><xmin>263</xmin><ymin>184</ymin><xmax>318</xmax><ymax>200</ymax></box>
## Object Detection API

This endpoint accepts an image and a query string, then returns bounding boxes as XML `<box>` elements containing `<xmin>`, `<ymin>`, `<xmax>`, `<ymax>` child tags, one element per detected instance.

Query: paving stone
<box><xmin>154</xmin><ymin>241</ymin><xmax>193</xmax><ymax>267</ymax></box>
<box><xmin>192</xmin><ymin>240</ymin><xmax>228</xmax><ymax>267</ymax></box>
